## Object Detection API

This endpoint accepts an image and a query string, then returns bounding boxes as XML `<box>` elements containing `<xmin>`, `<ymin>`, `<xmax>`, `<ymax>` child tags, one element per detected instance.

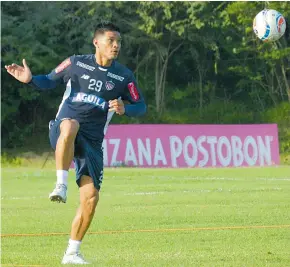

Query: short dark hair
<box><xmin>94</xmin><ymin>22</ymin><xmax>120</xmax><ymax>38</ymax></box>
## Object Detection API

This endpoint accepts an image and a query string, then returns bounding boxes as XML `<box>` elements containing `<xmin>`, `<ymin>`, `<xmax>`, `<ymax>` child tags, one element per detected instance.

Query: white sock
<box><xmin>66</xmin><ymin>239</ymin><xmax>82</xmax><ymax>255</ymax></box>
<box><xmin>56</xmin><ymin>170</ymin><xmax>68</xmax><ymax>186</ymax></box>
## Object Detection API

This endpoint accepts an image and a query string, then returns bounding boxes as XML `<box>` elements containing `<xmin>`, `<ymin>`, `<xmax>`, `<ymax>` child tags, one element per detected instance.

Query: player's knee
<box><xmin>60</xmin><ymin>119</ymin><xmax>79</xmax><ymax>141</ymax></box>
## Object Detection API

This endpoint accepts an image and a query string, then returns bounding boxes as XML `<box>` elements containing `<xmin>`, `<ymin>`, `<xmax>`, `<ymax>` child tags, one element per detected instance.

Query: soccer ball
<box><xmin>253</xmin><ymin>9</ymin><xmax>286</xmax><ymax>42</ymax></box>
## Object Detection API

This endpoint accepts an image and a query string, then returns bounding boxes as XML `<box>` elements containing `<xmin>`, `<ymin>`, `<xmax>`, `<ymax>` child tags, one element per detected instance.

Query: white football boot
<box><xmin>62</xmin><ymin>252</ymin><xmax>90</xmax><ymax>265</ymax></box>
<box><xmin>49</xmin><ymin>184</ymin><xmax>67</xmax><ymax>203</ymax></box>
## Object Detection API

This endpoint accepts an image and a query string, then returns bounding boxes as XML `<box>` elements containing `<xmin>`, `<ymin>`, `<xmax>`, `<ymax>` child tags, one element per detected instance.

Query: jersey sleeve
<box><xmin>122</xmin><ymin>73</ymin><xmax>146</xmax><ymax>117</ymax></box>
<box><xmin>30</xmin><ymin>56</ymin><xmax>74</xmax><ymax>90</ymax></box>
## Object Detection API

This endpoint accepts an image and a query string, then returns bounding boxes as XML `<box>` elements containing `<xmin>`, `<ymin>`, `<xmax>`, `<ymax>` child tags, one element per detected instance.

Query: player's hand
<box><xmin>5</xmin><ymin>59</ymin><xmax>32</xmax><ymax>84</ymax></box>
<box><xmin>108</xmin><ymin>99</ymin><xmax>125</xmax><ymax>115</ymax></box>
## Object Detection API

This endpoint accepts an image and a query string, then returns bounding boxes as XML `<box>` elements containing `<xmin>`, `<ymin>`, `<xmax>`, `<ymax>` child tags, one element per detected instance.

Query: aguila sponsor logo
<box><xmin>127</xmin><ymin>82</ymin><xmax>139</xmax><ymax>101</ymax></box>
<box><xmin>72</xmin><ymin>93</ymin><xmax>106</xmax><ymax>110</ymax></box>
<box><xmin>55</xmin><ymin>58</ymin><xmax>71</xmax><ymax>73</ymax></box>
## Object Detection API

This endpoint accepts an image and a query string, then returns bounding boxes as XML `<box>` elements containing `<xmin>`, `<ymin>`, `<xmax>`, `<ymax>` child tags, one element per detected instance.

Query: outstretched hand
<box><xmin>5</xmin><ymin>59</ymin><xmax>32</xmax><ymax>83</ymax></box>
<box><xmin>109</xmin><ymin>99</ymin><xmax>125</xmax><ymax>115</ymax></box>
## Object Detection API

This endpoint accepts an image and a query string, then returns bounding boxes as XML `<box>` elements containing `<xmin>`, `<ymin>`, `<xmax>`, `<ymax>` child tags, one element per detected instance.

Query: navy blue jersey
<box><xmin>31</xmin><ymin>54</ymin><xmax>146</xmax><ymax>141</ymax></box>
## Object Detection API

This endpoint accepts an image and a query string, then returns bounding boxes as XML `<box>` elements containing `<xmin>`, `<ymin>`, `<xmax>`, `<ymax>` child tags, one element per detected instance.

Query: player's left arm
<box><xmin>109</xmin><ymin>75</ymin><xmax>146</xmax><ymax>117</ymax></box>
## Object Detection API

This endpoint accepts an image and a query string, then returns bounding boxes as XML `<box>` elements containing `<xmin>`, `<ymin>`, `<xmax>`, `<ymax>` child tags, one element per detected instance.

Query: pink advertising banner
<box><xmin>103</xmin><ymin>124</ymin><xmax>280</xmax><ymax>168</ymax></box>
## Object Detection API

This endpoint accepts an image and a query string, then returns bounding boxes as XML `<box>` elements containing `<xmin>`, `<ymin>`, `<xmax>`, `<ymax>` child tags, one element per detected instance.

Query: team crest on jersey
<box><xmin>105</xmin><ymin>81</ymin><xmax>115</xmax><ymax>91</ymax></box>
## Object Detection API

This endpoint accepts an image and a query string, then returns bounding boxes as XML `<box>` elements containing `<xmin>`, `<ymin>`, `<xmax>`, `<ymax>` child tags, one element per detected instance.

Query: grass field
<box><xmin>1</xmin><ymin>167</ymin><xmax>290</xmax><ymax>267</ymax></box>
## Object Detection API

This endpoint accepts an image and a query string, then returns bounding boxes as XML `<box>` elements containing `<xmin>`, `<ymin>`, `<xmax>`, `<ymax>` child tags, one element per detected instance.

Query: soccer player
<box><xmin>5</xmin><ymin>22</ymin><xmax>146</xmax><ymax>265</ymax></box>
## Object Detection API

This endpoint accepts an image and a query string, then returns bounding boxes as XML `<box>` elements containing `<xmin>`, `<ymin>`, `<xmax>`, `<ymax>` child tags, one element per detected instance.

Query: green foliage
<box><xmin>1</xmin><ymin>1</ymin><xmax>290</xmax><ymax>157</ymax></box>
<box><xmin>262</xmin><ymin>102</ymin><xmax>290</xmax><ymax>154</ymax></box>
<box><xmin>1</xmin><ymin>153</ymin><xmax>22</xmax><ymax>166</ymax></box>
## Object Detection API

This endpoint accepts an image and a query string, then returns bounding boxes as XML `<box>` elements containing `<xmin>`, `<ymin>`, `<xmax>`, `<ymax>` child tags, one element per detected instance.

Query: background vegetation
<box><xmin>1</xmin><ymin>1</ymin><xmax>290</xmax><ymax>163</ymax></box>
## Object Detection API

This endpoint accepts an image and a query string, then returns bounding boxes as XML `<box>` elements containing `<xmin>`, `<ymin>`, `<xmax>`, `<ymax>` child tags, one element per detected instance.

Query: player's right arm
<box><xmin>5</xmin><ymin>57</ymin><xmax>73</xmax><ymax>90</ymax></box>
<box><xmin>5</xmin><ymin>59</ymin><xmax>32</xmax><ymax>83</ymax></box>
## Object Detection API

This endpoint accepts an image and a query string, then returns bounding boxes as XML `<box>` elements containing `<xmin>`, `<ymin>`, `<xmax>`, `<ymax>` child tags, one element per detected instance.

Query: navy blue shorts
<box><xmin>49</xmin><ymin>119</ymin><xmax>104</xmax><ymax>190</ymax></box>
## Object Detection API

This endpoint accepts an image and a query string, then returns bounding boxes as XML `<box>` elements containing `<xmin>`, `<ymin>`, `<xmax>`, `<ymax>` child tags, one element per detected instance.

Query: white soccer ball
<box><xmin>253</xmin><ymin>9</ymin><xmax>286</xmax><ymax>42</ymax></box>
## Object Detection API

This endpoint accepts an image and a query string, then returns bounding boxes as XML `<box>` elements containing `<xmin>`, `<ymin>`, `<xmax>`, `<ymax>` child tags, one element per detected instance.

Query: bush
<box><xmin>1</xmin><ymin>152</ymin><xmax>22</xmax><ymax>166</ymax></box>
<box><xmin>261</xmin><ymin>102</ymin><xmax>290</xmax><ymax>154</ymax></box>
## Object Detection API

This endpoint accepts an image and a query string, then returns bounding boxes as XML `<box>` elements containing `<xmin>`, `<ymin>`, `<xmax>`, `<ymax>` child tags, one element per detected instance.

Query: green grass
<box><xmin>2</xmin><ymin>167</ymin><xmax>290</xmax><ymax>266</ymax></box>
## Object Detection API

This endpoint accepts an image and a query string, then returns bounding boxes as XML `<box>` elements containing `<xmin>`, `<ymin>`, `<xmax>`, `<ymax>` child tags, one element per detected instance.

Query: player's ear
<box><xmin>93</xmin><ymin>38</ymin><xmax>98</xmax><ymax>48</ymax></box>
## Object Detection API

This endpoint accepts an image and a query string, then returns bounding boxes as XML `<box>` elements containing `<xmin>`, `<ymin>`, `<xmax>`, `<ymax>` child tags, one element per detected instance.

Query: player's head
<box><xmin>93</xmin><ymin>22</ymin><xmax>121</xmax><ymax>60</ymax></box>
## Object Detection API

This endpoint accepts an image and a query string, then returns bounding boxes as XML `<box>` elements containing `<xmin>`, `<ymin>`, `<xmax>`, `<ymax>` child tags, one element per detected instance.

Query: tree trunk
<box><xmin>155</xmin><ymin>55</ymin><xmax>161</xmax><ymax>112</ymax></box>
<box><xmin>160</xmin><ymin>58</ymin><xmax>168</xmax><ymax>113</ymax></box>
<box><xmin>281</xmin><ymin>62</ymin><xmax>290</xmax><ymax>102</ymax></box>
<box><xmin>154</xmin><ymin>40</ymin><xmax>184</xmax><ymax>114</ymax></box>
<box><xmin>198</xmin><ymin>67</ymin><xmax>203</xmax><ymax>116</ymax></box>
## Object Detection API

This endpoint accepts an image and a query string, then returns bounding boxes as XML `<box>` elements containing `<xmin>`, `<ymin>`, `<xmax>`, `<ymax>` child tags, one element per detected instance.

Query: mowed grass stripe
<box><xmin>1</xmin><ymin>265</ymin><xmax>45</xmax><ymax>267</ymax></box>
<box><xmin>2</xmin><ymin>167</ymin><xmax>290</xmax><ymax>266</ymax></box>
<box><xmin>2</xmin><ymin>224</ymin><xmax>290</xmax><ymax>237</ymax></box>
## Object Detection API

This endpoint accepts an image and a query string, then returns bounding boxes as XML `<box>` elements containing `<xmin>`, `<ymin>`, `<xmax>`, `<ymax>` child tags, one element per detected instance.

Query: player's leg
<box><xmin>71</xmin><ymin>175</ymin><xmax>99</xmax><ymax>239</ymax></box>
<box><xmin>49</xmin><ymin>119</ymin><xmax>80</xmax><ymax>203</ymax></box>
<box><xmin>62</xmin><ymin>175</ymin><xmax>99</xmax><ymax>265</ymax></box>
<box><xmin>56</xmin><ymin>119</ymin><xmax>79</xmax><ymax>169</ymax></box>
<box><xmin>62</xmin><ymin>139</ymin><xmax>103</xmax><ymax>264</ymax></box>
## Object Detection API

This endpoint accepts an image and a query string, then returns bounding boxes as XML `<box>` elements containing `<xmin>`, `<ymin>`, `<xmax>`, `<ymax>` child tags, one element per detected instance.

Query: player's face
<box><xmin>95</xmin><ymin>31</ymin><xmax>122</xmax><ymax>60</ymax></box>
